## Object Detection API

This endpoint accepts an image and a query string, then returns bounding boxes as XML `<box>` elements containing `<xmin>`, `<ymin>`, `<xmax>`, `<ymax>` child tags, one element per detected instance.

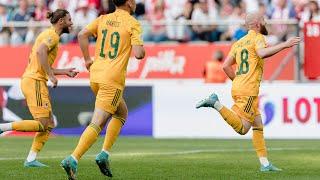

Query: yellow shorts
<box><xmin>90</xmin><ymin>82</ymin><xmax>123</xmax><ymax>114</ymax></box>
<box><xmin>231</xmin><ymin>96</ymin><xmax>260</xmax><ymax>123</ymax></box>
<box><xmin>21</xmin><ymin>78</ymin><xmax>52</xmax><ymax>119</ymax></box>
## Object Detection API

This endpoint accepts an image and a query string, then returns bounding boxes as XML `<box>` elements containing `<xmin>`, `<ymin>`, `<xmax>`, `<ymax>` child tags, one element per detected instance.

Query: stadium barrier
<box><xmin>0</xmin><ymin>44</ymin><xmax>295</xmax><ymax>80</ymax></box>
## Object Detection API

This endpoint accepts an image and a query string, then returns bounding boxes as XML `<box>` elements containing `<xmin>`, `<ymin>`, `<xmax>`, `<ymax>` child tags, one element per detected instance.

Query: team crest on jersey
<box><xmin>47</xmin><ymin>38</ymin><xmax>52</xmax><ymax>44</ymax></box>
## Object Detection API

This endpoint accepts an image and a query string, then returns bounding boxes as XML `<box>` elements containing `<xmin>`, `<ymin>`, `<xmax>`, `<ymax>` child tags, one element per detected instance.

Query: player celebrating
<box><xmin>196</xmin><ymin>12</ymin><xmax>300</xmax><ymax>171</ymax></box>
<box><xmin>0</xmin><ymin>9</ymin><xmax>77</xmax><ymax>167</ymax></box>
<box><xmin>61</xmin><ymin>0</ymin><xmax>145</xmax><ymax>179</ymax></box>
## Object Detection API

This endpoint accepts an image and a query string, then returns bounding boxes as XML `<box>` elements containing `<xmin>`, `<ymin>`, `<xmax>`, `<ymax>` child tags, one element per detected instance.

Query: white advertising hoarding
<box><xmin>153</xmin><ymin>83</ymin><xmax>320</xmax><ymax>139</ymax></box>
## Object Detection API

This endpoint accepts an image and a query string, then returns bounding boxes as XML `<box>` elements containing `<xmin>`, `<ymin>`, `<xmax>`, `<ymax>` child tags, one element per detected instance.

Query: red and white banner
<box><xmin>304</xmin><ymin>22</ymin><xmax>320</xmax><ymax>79</ymax></box>
<box><xmin>0</xmin><ymin>44</ymin><xmax>294</xmax><ymax>80</ymax></box>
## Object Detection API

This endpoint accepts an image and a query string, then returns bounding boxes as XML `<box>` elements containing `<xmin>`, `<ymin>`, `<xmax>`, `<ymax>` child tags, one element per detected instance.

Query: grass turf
<box><xmin>0</xmin><ymin>137</ymin><xmax>319</xmax><ymax>180</ymax></box>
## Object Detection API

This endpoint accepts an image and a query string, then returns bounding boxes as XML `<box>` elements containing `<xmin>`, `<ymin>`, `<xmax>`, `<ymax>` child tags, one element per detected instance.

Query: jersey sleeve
<box><xmin>227</xmin><ymin>44</ymin><xmax>236</xmax><ymax>58</ymax></box>
<box><xmin>130</xmin><ymin>19</ymin><xmax>143</xmax><ymax>46</ymax></box>
<box><xmin>86</xmin><ymin>16</ymin><xmax>100</xmax><ymax>37</ymax></box>
<box><xmin>42</xmin><ymin>32</ymin><xmax>59</xmax><ymax>51</ymax></box>
<box><xmin>255</xmin><ymin>35</ymin><xmax>267</xmax><ymax>51</ymax></box>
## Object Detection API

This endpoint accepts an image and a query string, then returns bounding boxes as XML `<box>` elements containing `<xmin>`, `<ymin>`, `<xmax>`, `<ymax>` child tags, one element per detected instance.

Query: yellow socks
<box><xmin>12</xmin><ymin>120</ymin><xmax>45</xmax><ymax>132</ymax></box>
<box><xmin>31</xmin><ymin>127</ymin><xmax>52</xmax><ymax>152</ymax></box>
<box><xmin>72</xmin><ymin>123</ymin><xmax>101</xmax><ymax>160</ymax></box>
<box><xmin>26</xmin><ymin>127</ymin><xmax>52</xmax><ymax>162</ymax></box>
<box><xmin>103</xmin><ymin>117</ymin><xmax>125</xmax><ymax>151</ymax></box>
<box><xmin>252</xmin><ymin>126</ymin><xmax>267</xmax><ymax>157</ymax></box>
<box><xmin>219</xmin><ymin>107</ymin><xmax>245</xmax><ymax>135</ymax></box>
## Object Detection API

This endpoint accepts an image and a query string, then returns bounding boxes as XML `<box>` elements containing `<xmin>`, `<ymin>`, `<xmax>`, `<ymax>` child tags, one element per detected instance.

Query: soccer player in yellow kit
<box><xmin>61</xmin><ymin>0</ymin><xmax>145</xmax><ymax>179</ymax></box>
<box><xmin>196</xmin><ymin>12</ymin><xmax>300</xmax><ymax>171</ymax></box>
<box><xmin>0</xmin><ymin>9</ymin><xmax>77</xmax><ymax>167</ymax></box>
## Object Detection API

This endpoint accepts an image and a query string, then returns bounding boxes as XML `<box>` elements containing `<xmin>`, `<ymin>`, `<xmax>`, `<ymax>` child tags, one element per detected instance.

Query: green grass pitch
<box><xmin>0</xmin><ymin>137</ymin><xmax>319</xmax><ymax>180</ymax></box>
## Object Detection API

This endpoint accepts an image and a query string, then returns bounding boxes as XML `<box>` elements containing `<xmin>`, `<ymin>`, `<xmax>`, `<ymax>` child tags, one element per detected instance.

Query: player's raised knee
<box><xmin>237</xmin><ymin>127</ymin><xmax>250</xmax><ymax>135</ymax></box>
<box><xmin>37</xmin><ymin>118</ymin><xmax>55</xmax><ymax>132</ymax></box>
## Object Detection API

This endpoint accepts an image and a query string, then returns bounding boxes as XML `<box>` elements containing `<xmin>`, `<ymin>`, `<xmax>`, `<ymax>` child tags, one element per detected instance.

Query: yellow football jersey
<box><xmin>23</xmin><ymin>27</ymin><xmax>60</xmax><ymax>81</ymax></box>
<box><xmin>229</xmin><ymin>30</ymin><xmax>266</xmax><ymax>96</ymax></box>
<box><xmin>86</xmin><ymin>9</ymin><xmax>143</xmax><ymax>89</ymax></box>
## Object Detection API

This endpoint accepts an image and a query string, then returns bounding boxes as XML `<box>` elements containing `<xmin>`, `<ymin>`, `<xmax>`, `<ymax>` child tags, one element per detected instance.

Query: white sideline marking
<box><xmin>0</xmin><ymin>147</ymin><xmax>317</xmax><ymax>161</ymax></box>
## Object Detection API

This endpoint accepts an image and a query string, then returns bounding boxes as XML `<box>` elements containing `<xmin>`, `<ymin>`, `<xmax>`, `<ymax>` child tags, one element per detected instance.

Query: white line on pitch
<box><xmin>0</xmin><ymin>147</ymin><xmax>317</xmax><ymax>161</ymax></box>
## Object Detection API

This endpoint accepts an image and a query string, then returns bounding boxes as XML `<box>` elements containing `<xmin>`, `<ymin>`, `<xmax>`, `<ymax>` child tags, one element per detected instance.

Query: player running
<box><xmin>61</xmin><ymin>0</ymin><xmax>145</xmax><ymax>179</ymax></box>
<box><xmin>0</xmin><ymin>9</ymin><xmax>77</xmax><ymax>167</ymax></box>
<box><xmin>196</xmin><ymin>12</ymin><xmax>300</xmax><ymax>172</ymax></box>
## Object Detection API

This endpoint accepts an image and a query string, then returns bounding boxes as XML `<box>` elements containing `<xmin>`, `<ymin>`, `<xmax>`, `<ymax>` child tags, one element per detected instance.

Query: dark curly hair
<box><xmin>112</xmin><ymin>0</ymin><xmax>127</xmax><ymax>7</ymax></box>
<box><xmin>46</xmin><ymin>9</ymin><xmax>69</xmax><ymax>24</ymax></box>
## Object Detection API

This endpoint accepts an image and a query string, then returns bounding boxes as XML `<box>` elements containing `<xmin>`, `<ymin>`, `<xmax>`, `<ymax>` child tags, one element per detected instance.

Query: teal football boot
<box><xmin>61</xmin><ymin>156</ymin><xmax>78</xmax><ymax>180</ymax></box>
<box><xmin>24</xmin><ymin>160</ymin><xmax>48</xmax><ymax>167</ymax></box>
<box><xmin>196</xmin><ymin>93</ymin><xmax>219</xmax><ymax>109</ymax></box>
<box><xmin>95</xmin><ymin>151</ymin><xmax>112</xmax><ymax>177</ymax></box>
<box><xmin>260</xmin><ymin>163</ymin><xmax>282</xmax><ymax>172</ymax></box>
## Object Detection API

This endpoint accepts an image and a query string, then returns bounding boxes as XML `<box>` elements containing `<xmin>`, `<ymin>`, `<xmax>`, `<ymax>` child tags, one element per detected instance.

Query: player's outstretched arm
<box><xmin>53</xmin><ymin>68</ymin><xmax>79</xmax><ymax>77</ymax></box>
<box><xmin>78</xmin><ymin>28</ymin><xmax>94</xmax><ymax>70</ymax></box>
<box><xmin>37</xmin><ymin>43</ymin><xmax>58</xmax><ymax>87</ymax></box>
<box><xmin>257</xmin><ymin>37</ymin><xmax>301</xmax><ymax>59</ymax></box>
<box><xmin>133</xmin><ymin>45</ymin><xmax>145</xmax><ymax>59</ymax></box>
<box><xmin>222</xmin><ymin>55</ymin><xmax>236</xmax><ymax>81</ymax></box>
